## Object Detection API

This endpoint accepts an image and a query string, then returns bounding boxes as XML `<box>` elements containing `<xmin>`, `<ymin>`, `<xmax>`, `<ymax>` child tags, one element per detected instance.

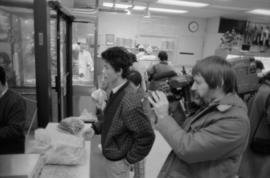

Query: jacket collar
<box><xmin>0</xmin><ymin>86</ymin><xmax>8</xmax><ymax>99</ymax></box>
<box><xmin>213</xmin><ymin>93</ymin><xmax>246</xmax><ymax>111</ymax></box>
<box><xmin>187</xmin><ymin>93</ymin><xmax>246</xmax><ymax>126</ymax></box>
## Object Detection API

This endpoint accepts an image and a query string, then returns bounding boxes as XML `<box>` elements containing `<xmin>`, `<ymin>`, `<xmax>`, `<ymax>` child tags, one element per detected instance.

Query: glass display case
<box><xmin>0</xmin><ymin>4</ymin><xmax>37</xmax><ymax>130</ymax></box>
<box><xmin>72</xmin><ymin>22</ymin><xmax>95</xmax><ymax>86</ymax></box>
<box><xmin>0</xmin><ymin>6</ymin><xmax>35</xmax><ymax>87</ymax></box>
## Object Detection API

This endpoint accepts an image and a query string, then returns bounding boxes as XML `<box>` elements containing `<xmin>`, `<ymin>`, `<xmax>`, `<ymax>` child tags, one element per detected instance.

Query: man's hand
<box><xmin>147</xmin><ymin>91</ymin><xmax>170</xmax><ymax>121</ymax></box>
<box><xmin>81</xmin><ymin>125</ymin><xmax>94</xmax><ymax>140</ymax></box>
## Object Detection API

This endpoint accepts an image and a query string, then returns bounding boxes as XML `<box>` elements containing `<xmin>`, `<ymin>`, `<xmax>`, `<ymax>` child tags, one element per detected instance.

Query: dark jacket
<box><xmin>156</xmin><ymin>93</ymin><xmax>250</xmax><ymax>178</ymax></box>
<box><xmin>147</xmin><ymin>61</ymin><xmax>177</xmax><ymax>81</ymax></box>
<box><xmin>147</xmin><ymin>61</ymin><xmax>177</xmax><ymax>91</ymax></box>
<box><xmin>239</xmin><ymin>74</ymin><xmax>270</xmax><ymax>178</ymax></box>
<box><xmin>0</xmin><ymin>89</ymin><xmax>26</xmax><ymax>154</ymax></box>
<box><xmin>93</xmin><ymin>82</ymin><xmax>155</xmax><ymax>164</ymax></box>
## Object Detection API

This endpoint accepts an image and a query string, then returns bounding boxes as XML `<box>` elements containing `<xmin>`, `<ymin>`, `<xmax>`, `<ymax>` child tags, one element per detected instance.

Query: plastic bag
<box><xmin>58</xmin><ymin>117</ymin><xmax>85</xmax><ymax>135</ymax></box>
<box><xmin>27</xmin><ymin>126</ymin><xmax>86</xmax><ymax>165</ymax></box>
<box><xmin>46</xmin><ymin>141</ymin><xmax>86</xmax><ymax>165</ymax></box>
<box><xmin>27</xmin><ymin>129</ymin><xmax>52</xmax><ymax>155</ymax></box>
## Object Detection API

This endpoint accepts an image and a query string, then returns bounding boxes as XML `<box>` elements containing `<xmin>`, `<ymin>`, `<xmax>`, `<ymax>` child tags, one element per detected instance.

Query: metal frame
<box><xmin>34</xmin><ymin>0</ymin><xmax>52</xmax><ymax>127</ymax></box>
<box><xmin>49</xmin><ymin>0</ymin><xmax>74</xmax><ymax>120</ymax></box>
<box><xmin>0</xmin><ymin>0</ymin><xmax>99</xmax><ymax>127</ymax></box>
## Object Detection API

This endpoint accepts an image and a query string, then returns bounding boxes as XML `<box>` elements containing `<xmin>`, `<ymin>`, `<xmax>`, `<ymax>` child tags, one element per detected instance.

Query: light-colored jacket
<box><xmin>156</xmin><ymin>93</ymin><xmax>250</xmax><ymax>178</ymax></box>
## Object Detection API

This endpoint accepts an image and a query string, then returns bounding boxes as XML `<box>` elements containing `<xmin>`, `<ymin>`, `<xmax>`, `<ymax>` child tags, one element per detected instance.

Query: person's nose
<box><xmin>191</xmin><ymin>82</ymin><xmax>196</xmax><ymax>91</ymax></box>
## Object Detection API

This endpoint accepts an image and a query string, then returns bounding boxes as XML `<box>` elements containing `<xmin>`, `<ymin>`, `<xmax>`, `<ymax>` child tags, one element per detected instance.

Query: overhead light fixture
<box><xmin>149</xmin><ymin>7</ymin><xmax>188</xmax><ymax>14</ymax></box>
<box><xmin>102</xmin><ymin>2</ymin><xmax>187</xmax><ymax>14</ymax></box>
<box><xmin>133</xmin><ymin>6</ymin><xmax>145</xmax><ymax>10</ymax></box>
<box><xmin>247</xmin><ymin>9</ymin><xmax>270</xmax><ymax>16</ymax></box>
<box><xmin>103</xmin><ymin>2</ymin><xmax>128</xmax><ymax>8</ymax></box>
<box><xmin>103</xmin><ymin>2</ymin><xmax>145</xmax><ymax>10</ymax></box>
<box><xmin>157</xmin><ymin>0</ymin><xmax>208</xmax><ymax>8</ymax></box>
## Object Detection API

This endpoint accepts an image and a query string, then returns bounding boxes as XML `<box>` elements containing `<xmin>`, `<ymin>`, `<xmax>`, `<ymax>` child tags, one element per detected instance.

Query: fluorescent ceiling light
<box><xmin>103</xmin><ymin>2</ymin><xmax>130</xmax><ymax>9</ymax></box>
<box><xmin>133</xmin><ymin>6</ymin><xmax>146</xmax><ymax>10</ymax></box>
<box><xmin>157</xmin><ymin>0</ymin><xmax>208</xmax><ymax>7</ymax></box>
<box><xmin>149</xmin><ymin>7</ymin><xmax>188</xmax><ymax>14</ymax></box>
<box><xmin>103</xmin><ymin>2</ymin><xmax>145</xmax><ymax>10</ymax></box>
<box><xmin>247</xmin><ymin>9</ymin><xmax>270</xmax><ymax>16</ymax></box>
<box><xmin>103</xmin><ymin>2</ymin><xmax>187</xmax><ymax>14</ymax></box>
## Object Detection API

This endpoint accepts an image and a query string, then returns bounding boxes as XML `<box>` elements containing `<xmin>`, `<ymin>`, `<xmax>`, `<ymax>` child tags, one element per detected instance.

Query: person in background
<box><xmin>87</xmin><ymin>47</ymin><xmax>155</xmax><ymax>178</ymax></box>
<box><xmin>147</xmin><ymin>51</ymin><xmax>177</xmax><ymax>91</ymax></box>
<box><xmin>136</xmin><ymin>44</ymin><xmax>146</xmax><ymax>61</ymax></box>
<box><xmin>126</xmin><ymin>70</ymin><xmax>147</xmax><ymax>178</ymax></box>
<box><xmin>255</xmin><ymin>60</ymin><xmax>265</xmax><ymax>79</ymax></box>
<box><xmin>127</xmin><ymin>70</ymin><xmax>142</xmax><ymax>90</ymax></box>
<box><xmin>128</xmin><ymin>52</ymin><xmax>148</xmax><ymax>91</ymax></box>
<box><xmin>0</xmin><ymin>66</ymin><xmax>26</xmax><ymax>154</ymax></box>
<box><xmin>250</xmin><ymin>59</ymin><xmax>265</xmax><ymax>81</ymax></box>
<box><xmin>0</xmin><ymin>52</ymin><xmax>16</xmax><ymax>87</ymax></box>
<box><xmin>148</xmin><ymin>56</ymin><xmax>250</xmax><ymax>178</ymax></box>
<box><xmin>77</xmin><ymin>42</ymin><xmax>94</xmax><ymax>81</ymax></box>
<box><xmin>239</xmin><ymin>71</ymin><xmax>270</xmax><ymax>178</ymax></box>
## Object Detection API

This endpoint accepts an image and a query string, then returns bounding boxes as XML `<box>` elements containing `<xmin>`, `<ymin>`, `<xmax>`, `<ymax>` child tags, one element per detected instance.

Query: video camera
<box><xmin>166</xmin><ymin>75</ymin><xmax>193</xmax><ymax>102</ymax></box>
<box><xmin>148</xmin><ymin>72</ymin><xmax>198</xmax><ymax>116</ymax></box>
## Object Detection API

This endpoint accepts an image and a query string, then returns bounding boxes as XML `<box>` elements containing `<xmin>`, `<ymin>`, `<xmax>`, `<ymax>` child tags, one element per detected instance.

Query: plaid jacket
<box><xmin>93</xmin><ymin>82</ymin><xmax>155</xmax><ymax>164</ymax></box>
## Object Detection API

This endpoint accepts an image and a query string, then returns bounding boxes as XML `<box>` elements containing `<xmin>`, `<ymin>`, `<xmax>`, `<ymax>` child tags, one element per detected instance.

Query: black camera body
<box><xmin>166</xmin><ymin>75</ymin><xmax>193</xmax><ymax>102</ymax></box>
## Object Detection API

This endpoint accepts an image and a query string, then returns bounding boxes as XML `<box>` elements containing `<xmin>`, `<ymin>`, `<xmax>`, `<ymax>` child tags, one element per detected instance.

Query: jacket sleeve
<box><xmin>156</xmin><ymin>114</ymin><xmax>249</xmax><ymax>163</ymax></box>
<box><xmin>0</xmin><ymin>98</ymin><xmax>26</xmax><ymax>141</ymax></box>
<box><xmin>123</xmin><ymin>101</ymin><xmax>155</xmax><ymax>164</ymax></box>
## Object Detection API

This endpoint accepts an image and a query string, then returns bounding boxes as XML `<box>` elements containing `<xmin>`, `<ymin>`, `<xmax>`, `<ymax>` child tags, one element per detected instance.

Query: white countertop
<box><xmin>0</xmin><ymin>154</ymin><xmax>44</xmax><ymax>178</ymax></box>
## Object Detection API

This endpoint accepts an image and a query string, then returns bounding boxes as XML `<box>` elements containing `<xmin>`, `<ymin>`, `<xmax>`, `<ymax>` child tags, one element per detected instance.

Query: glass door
<box><xmin>49</xmin><ymin>4</ymin><xmax>72</xmax><ymax>121</ymax></box>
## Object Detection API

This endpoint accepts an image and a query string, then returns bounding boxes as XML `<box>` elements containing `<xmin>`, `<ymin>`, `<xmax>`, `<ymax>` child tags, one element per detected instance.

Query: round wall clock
<box><xmin>188</xmin><ymin>21</ymin><xmax>199</xmax><ymax>33</ymax></box>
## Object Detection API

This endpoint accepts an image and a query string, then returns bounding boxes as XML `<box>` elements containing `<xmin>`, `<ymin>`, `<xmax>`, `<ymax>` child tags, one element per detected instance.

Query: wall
<box><xmin>98</xmin><ymin>12</ymin><xmax>207</xmax><ymax>67</ymax></box>
<box><xmin>203</xmin><ymin>17</ymin><xmax>223</xmax><ymax>57</ymax></box>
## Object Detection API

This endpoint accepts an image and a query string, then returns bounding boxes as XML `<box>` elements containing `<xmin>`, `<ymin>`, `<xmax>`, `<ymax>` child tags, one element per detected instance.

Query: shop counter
<box><xmin>0</xmin><ymin>154</ymin><xmax>44</xmax><ymax>178</ymax></box>
<box><xmin>39</xmin><ymin>141</ymin><xmax>90</xmax><ymax>178</ymax></box>
<box><xmin>39</xmin><ymin>123</ymin><xmax>91</xmax><ymax>178</ymax></box>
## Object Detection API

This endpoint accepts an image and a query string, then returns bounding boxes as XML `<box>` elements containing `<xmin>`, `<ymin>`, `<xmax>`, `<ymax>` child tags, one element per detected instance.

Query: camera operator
<box><xmin>148</xmin><ymin>56</ymin><xmax>250</xmax><ymax>178</ymax></box>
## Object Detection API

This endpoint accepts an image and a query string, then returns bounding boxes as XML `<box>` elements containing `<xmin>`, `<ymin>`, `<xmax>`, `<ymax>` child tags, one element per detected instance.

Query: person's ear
<box><xmin>117</xmin><ymin>68</ymin><xmax>123</xmax><ymax>77</ymax></box>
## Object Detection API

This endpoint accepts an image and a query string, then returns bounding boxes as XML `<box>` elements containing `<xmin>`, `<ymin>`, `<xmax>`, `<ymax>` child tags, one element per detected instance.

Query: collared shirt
<box><xmin>0</xmin><ymin>86</ymin><xmax>8</xmax><ymax>99</ymax></box>
<box><xmin>111</xmin><ymin>80</ymin><xmax>127</xmax><ymax>94</ymax></box>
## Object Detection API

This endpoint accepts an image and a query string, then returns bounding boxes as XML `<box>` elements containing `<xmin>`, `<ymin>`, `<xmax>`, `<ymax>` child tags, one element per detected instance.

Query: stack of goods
<box><xmin>58</xmin><ymin>117</ymin><xmax>85</xmax><ymax>135</ymax></box>
<box><xmin>28</xmin><ymin>121</ymin><xmax>86</xmax><ymax>165</ymax></box>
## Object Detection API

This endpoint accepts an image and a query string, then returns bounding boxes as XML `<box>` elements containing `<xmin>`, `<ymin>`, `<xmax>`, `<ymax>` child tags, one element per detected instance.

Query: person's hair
<box><xmin>0</xmin><ymin>66</ymin><xmax>6</xmax><ymax>85</ymax></box>
<box><xmin>127</xmin><ymin>70</ymin><xmax>142</xmax><ymax>87</ymax></box>
<box><xmin>101</xmin><ymin>46</ymin><xmax>131</xmax><ymax>78</ymax></box>
<box><xmin>249</xmin><ymin>57</ymin><xmax>255</xmax><ymax>62</ymax></box>
<box><xmin>158</xmin><ymin>51</ymin><xmax>168</xmax><ymax>61</ymax></box>
<box><xmin>192</xmin><ymin>55</ymin><xmax>236</xmax><ymax>94</ymax></box>
<box><xmin>255</xmin><ymin>60</ymin><xmax>264</xmax><ymax>70</ymax></box>
<box><xmin>128</xmin><ymin>52</ymin><xmax>137</xmax><ymax>64</ymax></box>
<box><xmin>0</xmin><ymin>52</ymin><xmax>11</xmax><ymax>65</ymax></box>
